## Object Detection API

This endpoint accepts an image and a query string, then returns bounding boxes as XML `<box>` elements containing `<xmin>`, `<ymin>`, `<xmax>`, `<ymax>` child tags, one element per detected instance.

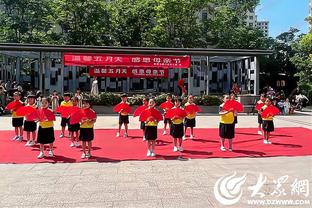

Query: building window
<box><xmin>202</xmin><ymin>12</ymin><xmax>208</xmax><ymax>20</ymax></box>
<box><xmin>249</xmin><ymin>16</ymin><xmax>253</xmax><ymax>20</ymax></box>
<box><xmin>212</xmin><ymin>71</ymin><xmax>217</xmax><ymax>83</ymax></box>
<box><xmin>249</xmin><ymin>23</ymin><xmax>253</xmax><ymax>27</ymax></box>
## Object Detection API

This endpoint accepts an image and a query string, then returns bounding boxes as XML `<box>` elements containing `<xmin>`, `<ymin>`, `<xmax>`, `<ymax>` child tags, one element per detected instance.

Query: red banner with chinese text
<box><xmin>64</xmin><ymin>53</ymin><xmax>190</xmax><ymax>68</ymax></box>
<box><xmin>89</xmin><ymin>67</ymin><xmax>169</xmax><ymax>78</ymax></box>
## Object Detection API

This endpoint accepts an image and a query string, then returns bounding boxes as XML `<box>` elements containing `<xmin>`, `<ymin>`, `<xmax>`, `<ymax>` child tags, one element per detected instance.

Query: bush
<box><xmin>86</xmin><ymin>92</ymin><xmax>222</xmax><ymax>106</ymax></box>
<box><xmin>299</xmin><ymin>84</ymin><xmax>312</xmax><ymax>105</ymax></box>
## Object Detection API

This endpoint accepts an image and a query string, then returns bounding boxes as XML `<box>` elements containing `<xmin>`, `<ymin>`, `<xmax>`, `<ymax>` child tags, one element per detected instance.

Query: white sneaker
<box><xmin>258</xmin><ymin>130</ymin><xmax>262</xmax><ymax>135</ymax></box>
<box><xmin>123</xmin><ymin>133</ymin><xmax>128</xmax><ymax>138</ymax></box>
<box><xmin>182</xmin><ymin>136</ymin><xmax>186</xmax><ymax>141</ymax></box>
<box><xmin>75</xmin><ymin>142</ymin><xmax>80</xmax><ymax>147</ymax></box>
<box><xmin>220</xmin><ymin>146</ymin><xmax>226</xmax><ymax>151</ymax></box>
<box><xmin>116</xmin><ymin>132</ymin><xmax>120</xmax><ymax>137</ymax></box>
<box><xmin>150</xmin><ymin>152</ymin><xmax>156</xmax><ymax>157</ymax></box>
<box><xmin>25</xmin><ymin>141</ymin><xmax>31</xmax><ymax>146</ymax></box>
<box><xmin>29</xmin><ymin>141</ymin><xmax>35</xmax><ymax>147</ymax></box>
<box><xmin>16</xmin><ymin>136</ymin><xmax>23</xmax><ymax>142</ymax></box>
<box><xmin>190</xmin><ymin>135</ymin><xmax>194</xmax><ymax>139</ymax></box>
<box><xmin>48</xmin><ymin>150</ymin><xmax>54</xmax><ymax>157</ymax></box>
<box><xmin>178</xmin><ymin>146</ymin><xmax>183</xmax><ymax>152</ymax></box>
<box><xmin>70</xmin><ymin>142</ymin><xmax>75</xmax><ymax>147</ymax></box>
<box><xmin>37</xmin><ymin>152</ymin><xmax>44</xmax><ymax>159</ymax></box>
<box><xmin>12</xmin><ymin>136</ymin><xmax>19</xmax><ymax>140</ymax></box>
<box><xmin>173</xmin><ymin>146</ymin><xmax>178</xmax><ymax>152</ymax></box>
<box><xmin>81</xmin><ymin>153</ymin><xmax>86</xmax><ymax>159</ymax></box>
<box><xmin>163</xmin><ymin>130</ymin><xmax>167</xmax><ymax>135</ymax></box>
<box><xmin>142</xmin><ymin>136</ymin><xmax>146</xmax><ymax>141</ymax></box>
<box><xmin>264</xmin><ymin>140</ymin><xmax>271</xmax><ymax>144</ymax></box>
<box><xmin>86</xmin><ymin>153</ymin><xmax>91</xmax><ymax>158</ymax></box>
<box><xmin>229</xmin><ymin>148</ymin><xmax>233</xmax><ymax>152</ymax></box>
<box><xmin>146</xmin><ymin>149</ymin><xmax>151</xmax><ymax>157</ymax></box>
<box><xmin>59</xmin><ymin>133</ymin><xmax>64</xmax><ymax>138</ymax></box>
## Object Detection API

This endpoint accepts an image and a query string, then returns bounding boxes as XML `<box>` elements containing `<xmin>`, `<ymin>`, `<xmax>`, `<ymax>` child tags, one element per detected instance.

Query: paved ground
<box><xmin>0</xmin><ymin>111</ymin><xmax>311</xmax><ymax>207</ymax></box>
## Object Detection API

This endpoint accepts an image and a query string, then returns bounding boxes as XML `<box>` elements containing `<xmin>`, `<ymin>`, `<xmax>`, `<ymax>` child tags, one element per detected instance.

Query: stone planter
<box><xmin>238</xmin><ymin>94</ymin><xmax>259</xmax><ymax>113</ymax></box>
<box><xmin>92</xmin><ymin>105</ymin><xmax>220</xmax><ymax>114</ymax></box>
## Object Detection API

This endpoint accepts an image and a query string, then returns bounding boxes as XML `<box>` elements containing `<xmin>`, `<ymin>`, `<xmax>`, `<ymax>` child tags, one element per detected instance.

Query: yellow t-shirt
<box><xmin>80</xmin><ymin>120</ymin><xmax>95</xmax><ymax>128</ymax></box>
<box><xmin>60</xmin><ymin>100</ymin><xmax>73</xmax><ymax>107</ymax></box>
<box><xmin>185</xmin><ymin>103</ymin><xmax>196</xmax><ymax>119</ymax></box>
<box><xmin>220</xmin><ymin>112</ymin><xmax>234</xmax><ymax>124</ymax></box>
<box><xmin>145</xmin><ymin>121</ymin><xmax>157</xmax><ymax>126</ymax></box>
<box><xmin>219</xmin><ymin>104</ymin><xmax>234</xmax><ymax>124</ymax></box>
<box><xmin>12</xmin><ymin>111</ymin><xmax>24</xmax><ymax>118</ymax></box>
<box><xmin>186</xmin><ymin>113</ymin><xmax>196</xmax><ymax>119</ymax></box>
<box><xmin>11</xmin><ymin>100</ymin><xmax>24</xmax><ymax>118</ymax></box>
<box><xmin>39</xmin><ymin>121</ymin><xmax>54</xmax><ymax>128</ymax></box>
<box><xmin>172</xmin><ymin>118</ymin><xmax>183</xmax><ymax>125</ymax></box>
<box><xmin>261</xmin><ymin>105</ymin><xmax>273</xmax><ymax>121</ymax></box>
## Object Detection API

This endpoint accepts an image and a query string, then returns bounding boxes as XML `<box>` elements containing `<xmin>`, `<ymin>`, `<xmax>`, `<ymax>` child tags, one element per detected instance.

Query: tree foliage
<box><xmin>52</xmin><ymin>0</ymin><xmax>111</xmax><ymax>45</ymax></box>
<box><xmin>290</xmin><ymin>33</ymin><xmax>312</xmax><ymax>84</ymax></box>
<box><xmin>0</xmin><ymin>0</ymin><xmax>55</xmax><ymax>43</ymax></box>
<box><xmin>0</xmin><ymin>0</ymin><xmax>263</xmax><ymax>48</ymax></box>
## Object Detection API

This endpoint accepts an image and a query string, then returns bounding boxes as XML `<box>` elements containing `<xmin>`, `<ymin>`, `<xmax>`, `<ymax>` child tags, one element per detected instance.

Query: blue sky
<box><xmin>256</xmin><ymin>0</ymin><xmax>309</xmax><ymax>37</ymax></box>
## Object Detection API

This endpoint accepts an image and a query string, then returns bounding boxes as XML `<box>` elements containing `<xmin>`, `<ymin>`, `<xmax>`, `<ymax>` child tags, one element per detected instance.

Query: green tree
<box><xmin>203</xmin><ymin>0</ymin><xmax>262</xmax><ymax>48</ymax></box>
<box><xmin>52</xmin><ymin>0</ymin><xmax>111</xmax><ymax>45</ymax></box>
<box><xmin>108</xmin><ymin>0</ymin><xmax>156</xmax><ymax>47</ymax></box>
<box><xmin>291</xmin><ymin>33</ymin><xmax>312</xmax><ymax>84</ymax></box>
<box><xmin>146</xmin><ymin>0</ymin><xmax>210</xmax><ymax>47</ymax></box>
<box><xmin>0</xmin><ymin>0</ymin><xmax>55</xmax><ymax>43</ymax></box>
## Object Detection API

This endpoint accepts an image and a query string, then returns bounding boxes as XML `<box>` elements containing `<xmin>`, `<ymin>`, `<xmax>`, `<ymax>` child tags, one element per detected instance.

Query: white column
<box><xmin>254</xmin><ymin>56</ymin><xmax>260</xmax><ymax>95</ymax></box>
<box><xmin>126</xmin><ymin>77</ymin><xmax>130</xmax><ymax>92</ymax></box>
<box><xmin>16</xmin><ymin>57</ymin><xmax>21</xmax><ymax>83</ymax></box>
<box><xmin>188</xmin><ymin>67</ymin><xmax>191</xmax><ymax>95</ymax></box>
<box><xmin>60</xmin><ymin>52</ymin><xmax>64</xmax><ymax>95</ymax></box>
<box><xmin>39</xmin><ymin>52</ymin><xmax>43</xmax><ymax>93</ymax></box>
<box><xmin>73</xmin><ymin>66</ymin><xmax>77</xmax><ymax>91</ymax></box>
<box><xmin>206</xmin><ymin>56</ymin><xmax>210</xmax><ymax>95</ymax></box>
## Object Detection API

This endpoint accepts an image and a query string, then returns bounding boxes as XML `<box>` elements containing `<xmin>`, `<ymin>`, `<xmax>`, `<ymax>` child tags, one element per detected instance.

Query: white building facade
<box><xmin>0</xmin><ymin>52</ymin><xmax>260</xmax><ymax>96</ymax></box>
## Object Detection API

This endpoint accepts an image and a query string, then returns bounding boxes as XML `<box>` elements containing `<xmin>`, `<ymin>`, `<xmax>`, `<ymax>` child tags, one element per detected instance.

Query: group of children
<box><xmin>116</xmin><ymin>93</ymin><xmax>279</xmax><ymax>156</ymax></box>
<box><xmin>116</xmin><ymin>94</ymin><xmax>202</xmax><ymax>156</ymax></box>
<box><xmin>9</xmin><ymin>91</ymin><xmax>279</xmax><ymax>159</ymax></box>
<box><xmin>9</xmin><ymin>91</ymin><xmax>96</xmax><ymax>159</ymax></box>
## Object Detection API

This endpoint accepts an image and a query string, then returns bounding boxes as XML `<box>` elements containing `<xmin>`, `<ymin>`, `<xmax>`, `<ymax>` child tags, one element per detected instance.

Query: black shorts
<box><xmin>170</xmin><ymin>123</ymin><xmax>184</xmax><ymax>138</ymax></box>
<box><xmin>140</xmin><ymin>122</ymin><xmax>145</xmax><ymax>130</ymax></box>
<box><xmin>262</xmin><ymin>120</ymin><xmax>274</xmax><ymax>132</ymax></box>
<box><xmin>119</xmin><ymin>115</ymin><xmax>129</xmax><ymax>124</ymax></box>
<box><xmin>37</xmin><ymin>127</ymin><xmax>55</xmax><ymax>144</ymax></box>
<box><xmin>234</xmin><ymin>116</ymin><xmax>238</xmax><ymax>124</ymax></box>
<box><xmin>23</xmin><ymin>120</ymin><xmax>37</xmax><ymax>132</ymax></box>
<box><xmin>164</xmin><ymin>118</ymin><xmax>171</xmax><ymax>124</ymax></box>
<box><xmin>219</xmin><ymin>123</ymin><xmax>235</xmax><ymax>139</ymax></box>
<box><xmin>61</xmin><ymin>117</ymin><xmax>69</xmax><ymax>127</ymax></box>
<box><xmin>184</xmin><ymin>118</ymin><xmax>196</xmax><ymax>127</ymax></box>
<box><xmin>258</xmin><ymin>114</ymin><xmax>263</xmax><ymax>124</ymax></box>
<box><xmin>145</xmin><ymin>126</ymin><xmax>157</xmax><ymax>140</ymax></box>
<box><xmin>12</xmin><ymin>118</ymin><xmax>23</xmax><ymax>127</ymax></box>
<box><xmin>79</xmin><ymin>128</ymin><xmax>94</xmax><ymax>141</ymax></box>
<box><xmin>68</xmin><ymin>123</ymin><xmax>80</xmax><ymax>132</ymax></box>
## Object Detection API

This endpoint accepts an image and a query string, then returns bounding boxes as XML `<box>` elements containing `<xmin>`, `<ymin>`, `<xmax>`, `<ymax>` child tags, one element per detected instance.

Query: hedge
<box><xmin>86</xmin><ymin>92</ymin><xmax>222</xmax><ymax>106</ymax></box>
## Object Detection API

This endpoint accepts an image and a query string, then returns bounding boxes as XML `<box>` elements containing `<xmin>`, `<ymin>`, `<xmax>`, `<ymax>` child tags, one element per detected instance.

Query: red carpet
<box><xmin>0</xmin><ymin>127</ymin><xmax>312</xmax><ymax>164</ymax></box>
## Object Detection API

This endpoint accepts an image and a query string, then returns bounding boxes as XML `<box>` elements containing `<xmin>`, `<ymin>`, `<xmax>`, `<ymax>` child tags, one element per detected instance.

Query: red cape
<box><xmin>113</xmin><ymin>103</ymin><xmax>132</xmax><ymax>114</ymax></box>
<box><xmin>139</xmin><ymin>108</ymin><xmax>163</xmax><ymax>122</ymax></box>
<box><xmin>133</xmin><ymin>105</ymin><xmax>148</xmax><ymax>117</ymax></box>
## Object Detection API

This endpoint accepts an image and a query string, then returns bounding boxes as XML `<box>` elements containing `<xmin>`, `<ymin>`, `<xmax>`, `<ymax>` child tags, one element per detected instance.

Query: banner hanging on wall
<box><xmin>89</xmin><ymin>66</ymin><xmax>169</xmax><ymax>78</ymax></box>
<box><xmin>64</xmin><ymin>53</ymin><xmax>190</xmax><ymax>68</ymax></box>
